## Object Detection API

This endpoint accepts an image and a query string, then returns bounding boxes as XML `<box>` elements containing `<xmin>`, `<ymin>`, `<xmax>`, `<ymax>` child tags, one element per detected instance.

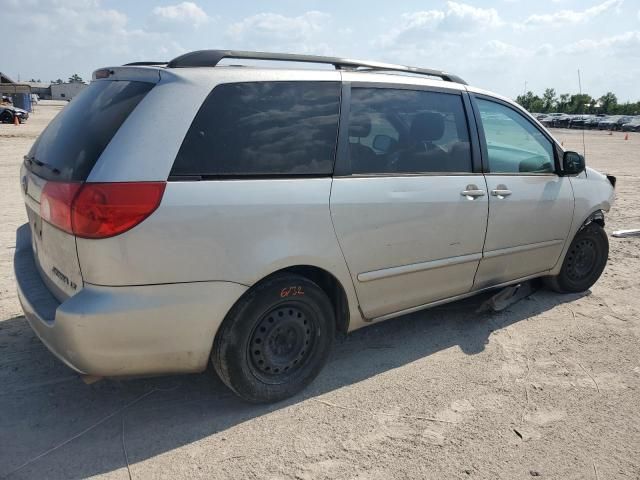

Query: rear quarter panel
<box><xmin>75</xmin><ymin>179</ymin><xmax>365</xmax><ymax>329</ymax></box>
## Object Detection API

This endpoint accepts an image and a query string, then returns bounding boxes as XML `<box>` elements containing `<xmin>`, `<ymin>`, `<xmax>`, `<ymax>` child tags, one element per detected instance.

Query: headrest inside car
<box><xmin>349</xmin><ymin>113</ymin><xmax>372</xmax><ymax>138</ymax></box>
<box><xmin>409</xmin><ymin>112</ymin><xmax>445</xmax><ymax>143</ymax></box>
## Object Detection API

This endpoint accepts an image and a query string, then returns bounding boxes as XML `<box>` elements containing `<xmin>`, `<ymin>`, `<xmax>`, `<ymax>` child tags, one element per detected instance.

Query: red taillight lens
<box><xmin>40</xmin><ymin>182</ymin><xmax>82</xmax><ymax>234</ymax></box>
<box><xmin>72</xmin><ymin>182</ymin><xmax>166</xmax><ymax>239</ymax></box>
<box><xmin>40</xmin><ymin>181</ymin><xmax>166</xmax><ymax>239</ymax></box>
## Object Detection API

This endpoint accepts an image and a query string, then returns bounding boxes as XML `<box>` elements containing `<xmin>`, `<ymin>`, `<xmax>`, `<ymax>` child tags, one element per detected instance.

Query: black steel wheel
<box><xmin>248</xmin><ymin>303</ymin><xmax>317</xmax><ymax>383</ymax></box>
<box><xmin>212</xmin><ymin>273</ymin><xmax>335</xmax><ymax>403</ymax></box>
<box><xmin>545</xmin><ymin>223</ymin><xmax>608</xmax><ymax>293</ymax></box>
<box><xmin>565</xmin><ymin>237</ymin><xmax>598</xmax><ymax>282</ymax></box>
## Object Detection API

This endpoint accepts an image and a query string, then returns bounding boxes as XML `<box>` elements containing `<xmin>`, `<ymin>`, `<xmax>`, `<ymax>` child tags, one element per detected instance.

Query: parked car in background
<box><xmin>569</xmin><ymin>115</ymin><xmax>593</xmax><ymax>129</ymax></box>
<box><xmin>540</xmin><ymin>113</ymin><xmax>562</xmax><ymax>127</ymax></box>
<box><xmin>15</xmin><ymin>50</ymin><xmax>616</xmax><ymax>403</ymax></box>
<box><xmin>553</xmin><ymin>114</ymin><xmax>573</xmax><ymax>128</ymax></box>
<box><xmin>584</xmin><ymin>116</ymin><xmax>601</xmax><ymax>129</ymax></box>
<box><xmin>31</xmin><ymin>94</ymin><xmax>39</xmax><ymax>105</ymax></box>
<box><xmin>622</xmin><ymin>119</ymin><xmax>640</xmax><ymax>132</ymax></box>
<box><xmin>615</xmin><ymin>116</ymin><xmax>634</xmax><ymax>131</ymax></box>
<box><xmin>598</xmin><ymin>115</ymin><xmax>623</xmax><ymax>130</ymax></box>
<box><xmin>0</xmin><ymin>105</ymin><xmax>28</xmax><ymax>123</ymax></box>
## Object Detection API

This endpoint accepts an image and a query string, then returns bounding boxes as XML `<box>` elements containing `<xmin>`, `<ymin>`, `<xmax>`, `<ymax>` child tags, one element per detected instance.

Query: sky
<box><xmin>2</xmin><ymin>0</ymin><xmax>639</xmax><ymax>101</ymax></box>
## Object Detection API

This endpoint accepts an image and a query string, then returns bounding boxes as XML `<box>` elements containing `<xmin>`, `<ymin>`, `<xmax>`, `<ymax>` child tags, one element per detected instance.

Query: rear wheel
<box><xmin>211</xmin><ymin>274</ymin><xmax>335</xmax><ymax>403</ymax></box>
<box><xmin>545</xmin><ymin>223</ymin><xmax>608</xmax><ymax>293</ymax></box>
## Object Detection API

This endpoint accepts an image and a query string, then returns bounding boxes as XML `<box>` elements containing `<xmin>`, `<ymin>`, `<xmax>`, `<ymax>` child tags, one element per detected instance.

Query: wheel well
<box><xmin>583</xmin><ymin>210</ymin><xmax>605</xmax><ymax>229</ymax></box>
<box><xmin>265</xmin><ymin>266</ymin><xmax>350</xmax><ymax>334</ymax></box>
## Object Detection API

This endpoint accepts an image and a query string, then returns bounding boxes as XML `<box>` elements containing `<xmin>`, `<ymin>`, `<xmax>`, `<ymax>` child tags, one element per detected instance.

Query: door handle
<box><xmin>491</xmin><ymin>185</ymin><xmax>512</xmax><ymax>199</ymax></box>
<box><xmin>461</xmin><ymin>184</ymin><xmax>486</xmax><ymax>200</ymax></box>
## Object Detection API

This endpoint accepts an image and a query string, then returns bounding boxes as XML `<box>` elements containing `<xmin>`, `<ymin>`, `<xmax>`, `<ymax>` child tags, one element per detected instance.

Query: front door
<box><xmin>330</xmin><ymin>85</ymin><xmax>488</xmax><ymax>319</ymax></box>
<box><xmin>472</xmin><ymin>96</ymin><xmax>574</xmax><ymax>289</ymax></box>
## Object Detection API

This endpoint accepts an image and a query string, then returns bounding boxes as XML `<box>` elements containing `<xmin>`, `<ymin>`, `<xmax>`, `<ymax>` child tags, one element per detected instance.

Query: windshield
<box><xmin>25</xmin><ymin>80</ymin><xmax>154</xmax><ymax>181</ymax></box>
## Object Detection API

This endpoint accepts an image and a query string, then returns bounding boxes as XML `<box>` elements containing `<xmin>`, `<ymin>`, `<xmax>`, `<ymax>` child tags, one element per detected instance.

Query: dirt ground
<box><xmin>0</xmin><ymin>102</ymin><xmax>639</xmax><ymax>479</ymax></box>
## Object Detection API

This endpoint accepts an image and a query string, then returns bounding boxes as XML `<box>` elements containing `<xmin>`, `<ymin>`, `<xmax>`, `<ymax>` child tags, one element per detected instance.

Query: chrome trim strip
<box><xmin>483</xmin><ymin>239</ymin><xmax>564</xmax><ymax>259</ymax></box>
<box><xmin>357</xmin><ymin>252</ymin><xmax>482</xmax><ymax>283</ymax></box>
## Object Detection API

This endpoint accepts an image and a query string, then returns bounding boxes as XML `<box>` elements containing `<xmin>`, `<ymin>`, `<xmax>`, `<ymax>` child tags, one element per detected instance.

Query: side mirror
<box><xmin>372</xmin><ymin>134</ymin><xmax>393</xmax><ymax>153</ymax></box>
<box><xmin>562</xmin><ymin>151</ymin><xmax>585</xmax><ymax>175</ymax></box>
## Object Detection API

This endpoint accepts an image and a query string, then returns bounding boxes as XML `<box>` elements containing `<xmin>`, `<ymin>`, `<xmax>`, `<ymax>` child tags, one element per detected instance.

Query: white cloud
<box><xmin>477</xmin><ymin>40</ymin><xmax>530</xmax><ymax>59</ymax></box>
<box><xmin>1</xmin><ymin>0</ymin><xmax>185</xmax><ymax>81</ymax></box>
<box><xmin>378</xmin><ymin>2</ymin><xmax>503</xmax><ymax>47</ymax></box>
<box><xmin>562</xmin><ymin>31</ymin><xmax>640</xmax><ymax>55</ymax></box>
<box><xmin>152</xmin><ymin>2</ymin><xmax>209</xmax><ymax>27</ymax></box>
<box><xmin>523</xmin><ymin>0</ymin><xmax>623</xmax><ymax>27</ymax></box>
<box><xmin>226</xmin><ymin>11</ymin><xmax>331</xmax><ymax>53</ymax></box>
<box><xmin>445</xmin><ymin>1</ymin><xmax>503</xmax><ymax>28</ymax></box>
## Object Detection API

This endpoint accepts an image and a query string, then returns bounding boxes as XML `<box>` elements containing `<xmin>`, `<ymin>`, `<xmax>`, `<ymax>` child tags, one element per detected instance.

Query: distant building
<box><xmin>24</xmin><ymin>81</ymin><xmax>52</xmax><ymax>99</ymax></box>
<box><xmin>51</xmin><ymin>82</ymin><xmax>86</xmax><ymax>100</ymax></box>
<box><xmin>0</xmin><ymin>71</ymin><xmax>33</xmax><ymax>111</ymax></box>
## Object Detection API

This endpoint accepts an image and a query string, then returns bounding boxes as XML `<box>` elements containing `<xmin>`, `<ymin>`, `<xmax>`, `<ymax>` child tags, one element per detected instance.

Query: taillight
<box><xmin>40</xmin><ymin>182</ymin><xmax>82</xmax><ymax>234</ymax></box>
<box><xmin>40</xmin><ymin>182</ymin><xmax>166</xmax><ymax>239</ymax></box>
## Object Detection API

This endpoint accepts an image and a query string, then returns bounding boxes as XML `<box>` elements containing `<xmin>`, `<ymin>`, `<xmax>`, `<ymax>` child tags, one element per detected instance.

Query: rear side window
<box><xmin>171</xmin><ymin>81</ymin><xmax>341</xmax><ymax>177</ymax></box>
<box><xmin>348</xmin><ymin>88</ymin><xmax>472</xmax><ymax>174</ymax></box>
<box><xmin>26</xmin><ymin>80</ymin><xmax>153</xmax><ymax>181</ymax></box>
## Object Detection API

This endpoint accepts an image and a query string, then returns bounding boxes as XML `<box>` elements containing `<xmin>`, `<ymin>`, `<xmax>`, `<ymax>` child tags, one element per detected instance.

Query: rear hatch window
<box><xmin>25</xmin><ymin>80</ymin><xmax>154</xmax><ymax>181</ymax></box>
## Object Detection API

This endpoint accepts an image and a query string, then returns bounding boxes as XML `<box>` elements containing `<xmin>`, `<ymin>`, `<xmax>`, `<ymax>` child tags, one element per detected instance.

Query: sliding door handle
<box><xmin>491</xmin><ymin>187</ymin><xmax>512</xmax><ymax>199</ymax></box>
<box><xmin>461</xmin><ymin>184</ymin><xmax>486</xmax><ymax>200</ymax></box>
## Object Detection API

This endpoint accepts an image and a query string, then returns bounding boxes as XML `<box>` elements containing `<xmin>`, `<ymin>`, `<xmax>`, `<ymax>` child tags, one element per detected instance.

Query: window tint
<box><xmin>476</xmin><ymin>99</ymin><xmax>555</xmax><ymax>174</ymax></box>
<box><xmin>26</xmin><ymin>80</ymin><xmax>154</xmax><ymax>181</ymax></box>
<box><xmin>171</xmin><ymin>82</ymin><xmax>341</xmax><ymax>177</ymax></box>
<box><xmin>348</xmin><ymin>88</ymin><xmax>472</xmax><ymax>174</ymax></box>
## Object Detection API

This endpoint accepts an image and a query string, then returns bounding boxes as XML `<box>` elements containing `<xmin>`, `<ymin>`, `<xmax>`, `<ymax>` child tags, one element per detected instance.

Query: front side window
<box><xmin>348</xmin><ymin>88</ymin><xmax>472</xmax><ymax>174</ymax></box>
<box><xmin>476</xmin><ymin>98</ymin><xmax>555</xmax><ymax>174</ymax></box>
<box><xmin>171</xmin><ymin>81</ymin><xmax>341</xmax><ymax>177</ymax></box>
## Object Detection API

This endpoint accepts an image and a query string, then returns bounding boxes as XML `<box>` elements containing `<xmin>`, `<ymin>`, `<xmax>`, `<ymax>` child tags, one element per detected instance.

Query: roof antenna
<box><xmin>578</xmin><ymin>69</ymin><xmax>586</xmax><ymax>159</ymax></box>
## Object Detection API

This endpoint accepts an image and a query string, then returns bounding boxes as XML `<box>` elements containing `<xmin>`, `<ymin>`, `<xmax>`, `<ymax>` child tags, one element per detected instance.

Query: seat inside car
<box><xmin>349</xmin><ymin>113</ymin><xmax>386</xmax><ymax>174</ymax></box>
<box><xmin>397</xmin><ymin>111</ymin><xmax>450</xmax><ymax>173</ymax></box>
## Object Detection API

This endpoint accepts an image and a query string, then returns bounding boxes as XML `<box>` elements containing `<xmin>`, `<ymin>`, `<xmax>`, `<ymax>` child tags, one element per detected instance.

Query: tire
<box><xmin>211</xmin><ymin>273</ymin><xmax>335</xmax><ymax>403</ymax></box>
<box><xmin>545</xmin><ymin>223</ymin><xmax>608</xmax><ymax>293</ymax></box>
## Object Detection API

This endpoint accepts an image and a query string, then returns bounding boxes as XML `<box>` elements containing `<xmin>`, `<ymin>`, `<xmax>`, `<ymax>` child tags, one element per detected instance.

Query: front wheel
<box><xmin>545</xmin><ymin>223</ymin><xmax>608</xmax><ymax>293</ymax></box>
<box><xmin>211</xmin><ymin>274</ymin><xmax>335</xmax><ymax>403</ymax></box>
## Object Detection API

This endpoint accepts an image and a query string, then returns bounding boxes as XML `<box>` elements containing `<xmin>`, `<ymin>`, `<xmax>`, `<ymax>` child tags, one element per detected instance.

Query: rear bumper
<box><xmin>14</xmin><ymin>224</ymin><xmax>247</xmax><ymax>377</ymax></box>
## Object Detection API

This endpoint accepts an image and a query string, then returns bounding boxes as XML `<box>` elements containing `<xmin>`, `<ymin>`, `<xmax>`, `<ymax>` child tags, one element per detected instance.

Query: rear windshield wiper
<box><xmin>24</xmin><ymin>155</ymin><xmax>60</xmax><ymax>175</ymax></box>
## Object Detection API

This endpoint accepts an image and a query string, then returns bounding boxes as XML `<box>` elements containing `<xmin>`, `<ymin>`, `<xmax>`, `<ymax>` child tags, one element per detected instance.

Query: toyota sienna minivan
<box><xmin>15</xmin><ymin>50</ymin><xmax>616</xmax><ymax>402</ymax></box>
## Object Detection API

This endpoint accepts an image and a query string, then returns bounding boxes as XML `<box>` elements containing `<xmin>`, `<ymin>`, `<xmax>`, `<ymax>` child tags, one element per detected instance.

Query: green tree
<box><xmin>68</xmin><ymin>73</ymin><xmax>84</xmax><ymax>83</ymax></box>
<box><xmin>598</xmin><ymin>92</ymin><xmax>617</xmax><ymax>114</ymax></box>
<box><xmin>556</xmin><ymin>94</ymin><xmax>570</xmax><ymax>113</ymax></box>
<box><xmin>515</xmin><ymin>91</ymin><xmax>544</xmax><ymax>112</ymax></box>
<box><xmin>568</xmin><ymin>94</ymin><xmax>593</xmax><ymax>114</ymax></box>
<box><xmin>542</xmin><ymin>88</ymin><xmax>556</xmax><ymax>113</ymax></box>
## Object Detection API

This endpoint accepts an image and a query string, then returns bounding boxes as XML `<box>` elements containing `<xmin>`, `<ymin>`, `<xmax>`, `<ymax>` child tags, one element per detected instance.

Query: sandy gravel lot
<box><xmin>0</xmin><ymin>102</ymin><xmax>639</xmax><ymax>479</ymax></box>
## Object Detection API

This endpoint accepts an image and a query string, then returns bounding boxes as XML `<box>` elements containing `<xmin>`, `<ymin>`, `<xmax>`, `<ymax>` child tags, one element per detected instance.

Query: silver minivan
<box><xmin>15</xmin><ymin>50</ymin><xmax>615</xmax><ymax>402</ymax></box>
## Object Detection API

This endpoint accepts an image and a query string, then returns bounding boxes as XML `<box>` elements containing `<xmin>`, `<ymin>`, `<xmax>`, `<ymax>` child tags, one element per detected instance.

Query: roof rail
<box><xmin>165</xmin><ymin>50</ymin><xmax>467</xmax><ymax>85</ymax></box>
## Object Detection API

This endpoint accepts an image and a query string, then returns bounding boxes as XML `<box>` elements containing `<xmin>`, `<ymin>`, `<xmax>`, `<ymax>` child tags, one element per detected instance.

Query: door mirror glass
<box><xmin>563</xmin><ymin>151</ymin><xmax>585</xmax><ymax>175</ymax></box>
<box><xmin>372</xmin><ymin>134</ymin><xmax>393</xmax><ymax>153</ymax></box>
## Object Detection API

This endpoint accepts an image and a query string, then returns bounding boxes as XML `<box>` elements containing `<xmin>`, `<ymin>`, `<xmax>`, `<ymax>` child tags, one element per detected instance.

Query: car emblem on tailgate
<box><xmin>52</xmin><ymin>266</ymin><xmax>77</xmax><ymax>290</ymax></box>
